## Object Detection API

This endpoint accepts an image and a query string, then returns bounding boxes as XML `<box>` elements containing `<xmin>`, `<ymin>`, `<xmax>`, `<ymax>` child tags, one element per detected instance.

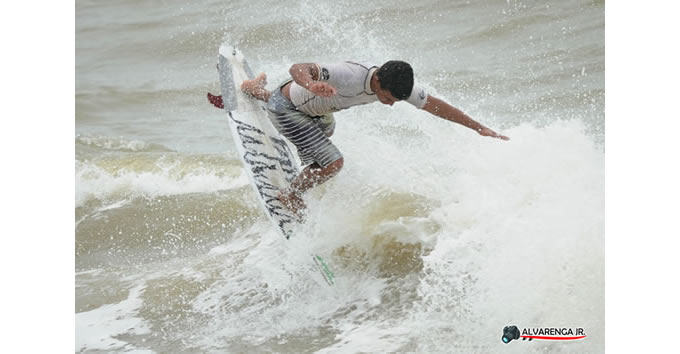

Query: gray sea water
<box><xmin>76</xmin><ymin>0</ymin><xmax>604</xmax><ymax>352</ymax></box>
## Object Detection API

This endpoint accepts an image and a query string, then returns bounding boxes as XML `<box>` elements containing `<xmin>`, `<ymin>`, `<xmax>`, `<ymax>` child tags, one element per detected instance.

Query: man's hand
<box><xmin>289</xmin><ymin>63</ymin><xmax>337</xmax><ymax>97</ymax></box>
<box><xmin>307</xmin><ymin>82</ymin><xmax>337</xmax><ymax>97</ymax></box>
<box><xmin>479</xmin><ymin>127</ymin><xmax>510</xmax><ymax>140</ymax></box>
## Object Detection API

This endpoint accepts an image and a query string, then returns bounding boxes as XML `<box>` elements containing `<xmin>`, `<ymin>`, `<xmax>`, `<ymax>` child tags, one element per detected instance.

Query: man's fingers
<box><xmin>322</xmin><ymin>85</ymin><xmax>336</xmax><ymax>95</ymax></box>
<box><xmin>309</xmin><ymin>82</ymin><xmax>337</xmax><ymax>97</ymax></box>
<box><xmin>318</xmin><ymin>85</ymin><xmax>336</xmax><ymax>96</ymax></box>
<box><xmin>480</xmin><ymin>128</ymin><xmax>510</xmax><ymax>141</ymax></box>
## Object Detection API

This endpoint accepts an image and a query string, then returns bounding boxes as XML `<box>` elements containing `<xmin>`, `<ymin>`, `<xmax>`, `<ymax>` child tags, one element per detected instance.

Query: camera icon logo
<box><xmin>502</xmin><ymin>325</ymin><xmax>520</xmax><ymax>344</ymax></box>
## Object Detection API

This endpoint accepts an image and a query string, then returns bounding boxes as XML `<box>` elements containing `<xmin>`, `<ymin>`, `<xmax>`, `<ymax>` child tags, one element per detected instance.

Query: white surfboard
<box><xmin>216</xmin><ymin>44</ymin><xmax>335</xmax><ymax>285</ymax></box>
<box><xmin>218</xmin><ymin>44</ymin><xmax>300</xmax><ymax>239</ymax></box>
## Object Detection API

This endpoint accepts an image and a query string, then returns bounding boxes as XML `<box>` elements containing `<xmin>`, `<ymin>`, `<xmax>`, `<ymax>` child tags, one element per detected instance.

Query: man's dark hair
<box><xmin>376</xmin><ymin>60</ymin><xmax>414</xmax><ymax>100</ymax></box>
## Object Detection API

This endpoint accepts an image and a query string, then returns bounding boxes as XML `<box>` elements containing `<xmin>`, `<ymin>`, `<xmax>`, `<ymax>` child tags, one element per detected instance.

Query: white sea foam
<box><xmin>75</xmin><ymin>284</ymin><xmax>154</xmax><ymax>353</ymax></box>
<box><xmin>76</xmin><ymin>135</ymin><xmax>170</xmax><ymax>152</ymax></box>
<box><xmin>75</xmin><ymin>159</ymin><xmax>248</xmax><ymax>207</ymax></box>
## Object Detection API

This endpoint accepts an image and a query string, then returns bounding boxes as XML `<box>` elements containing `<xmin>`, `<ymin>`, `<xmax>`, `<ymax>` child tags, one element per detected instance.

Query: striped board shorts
<box><xmin>266</xmin><ymin>85</ymin><xmax>341</xmax><ymax>168</ymax></box>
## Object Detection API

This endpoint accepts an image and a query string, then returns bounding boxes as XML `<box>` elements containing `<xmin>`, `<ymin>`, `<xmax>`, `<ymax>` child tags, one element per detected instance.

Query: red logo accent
<box><xmin>521</xmin><ymin>335</ymin><xmax>587</xmax><ymax>341</ymax></box>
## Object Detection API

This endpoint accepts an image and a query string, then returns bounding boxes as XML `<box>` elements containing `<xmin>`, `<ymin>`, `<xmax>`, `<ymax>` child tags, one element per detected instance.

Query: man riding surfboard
<box><xmin>209</xmin><ymin>60</ymin><xmax>509</xmax><ymax>217</ymax></box>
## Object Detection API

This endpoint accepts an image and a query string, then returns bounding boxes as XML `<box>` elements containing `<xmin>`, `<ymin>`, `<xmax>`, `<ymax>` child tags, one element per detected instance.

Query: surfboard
<box><xmin>216</xmin><ymin>44</ymin><xmax>300</xmax><ymax>238</ymax></box>
<box><xmin>214</xmin><ymin>44</ymin><xmax>335</xmax><ymax>286</ymax></box>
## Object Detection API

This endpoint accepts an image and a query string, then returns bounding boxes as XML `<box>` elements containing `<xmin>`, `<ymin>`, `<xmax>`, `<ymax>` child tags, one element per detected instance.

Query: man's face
<box><xmin>375</xmin><ymin>84</ymin><xmax>400</xmax><ymax>106</ymax></box>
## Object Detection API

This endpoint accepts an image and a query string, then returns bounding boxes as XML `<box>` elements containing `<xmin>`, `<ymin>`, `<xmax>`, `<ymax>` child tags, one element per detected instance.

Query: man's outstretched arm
<box><xmin>421</xmin><ymin>95</ymin><xmax>509</xmax><ymax>140</ymax></box>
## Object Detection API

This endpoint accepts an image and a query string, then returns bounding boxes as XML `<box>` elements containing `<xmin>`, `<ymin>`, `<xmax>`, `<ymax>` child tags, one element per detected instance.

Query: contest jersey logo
<box><xmin>502</xmin><ymin>325</ymin><xmax>587</xmax><ymax>344</ymax></box>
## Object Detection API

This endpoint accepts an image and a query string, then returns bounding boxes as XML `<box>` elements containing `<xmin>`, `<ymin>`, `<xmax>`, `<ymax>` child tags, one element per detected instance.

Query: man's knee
<box><xmin>311</xmin><ymin>157</ymin><xmax>343</xmax><ymax>171</ymax></box>
<box><xmin>327</xmin><ymin>157</ymin><xmax>343</xmax><ymax>173</ymax></box>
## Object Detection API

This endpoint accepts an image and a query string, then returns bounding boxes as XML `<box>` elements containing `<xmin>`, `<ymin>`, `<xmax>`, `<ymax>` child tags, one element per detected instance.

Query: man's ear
<box><xmin>374</xmin><ymin>76</ymin><xmax>382</xmax><ymax>90</ymax></box>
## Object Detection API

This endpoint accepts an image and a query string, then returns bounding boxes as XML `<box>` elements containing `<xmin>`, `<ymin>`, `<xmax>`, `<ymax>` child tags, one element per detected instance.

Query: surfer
<box><xmin>210</xmin><ymin>61</ymin><xmax>509</xmax><ymax>215</ymax></box>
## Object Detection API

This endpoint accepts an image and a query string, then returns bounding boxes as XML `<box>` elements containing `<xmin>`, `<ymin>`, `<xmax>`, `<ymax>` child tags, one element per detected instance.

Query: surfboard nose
<box><xmin>217</xmin><ymin>44</ymin><xmax>257</xmax><ymax>111</ymax></box>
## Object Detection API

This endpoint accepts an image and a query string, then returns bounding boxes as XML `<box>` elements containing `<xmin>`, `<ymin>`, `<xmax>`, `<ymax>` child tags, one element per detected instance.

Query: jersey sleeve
<box><xmin>405</xmin><ymin>83</ymin><xmax>428</xmax><ymax>109</ymax></box>
<box><xmin>316</xmin><ymin>62</ymin><xmax>364</xmax><ymax>90</ymax></box>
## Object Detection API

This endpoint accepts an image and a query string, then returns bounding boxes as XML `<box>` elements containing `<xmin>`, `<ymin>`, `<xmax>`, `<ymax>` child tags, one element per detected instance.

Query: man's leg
<box><xmin>261</xmin><ymin>84</ymin><xmax>343</xmax><ymax>217</ymax></box>
<box><xmin>279</xmin><ymin>158</ymin><xmax>344</xmax><ymax>212</ymax></box>
<box><xmin>291</xmin><ymin>158</ymin><xmax>344</xmax><ymax>193</ymax></box>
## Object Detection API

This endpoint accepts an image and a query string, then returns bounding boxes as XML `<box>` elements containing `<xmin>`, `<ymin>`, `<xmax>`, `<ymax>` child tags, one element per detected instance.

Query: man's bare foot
<box><xmin>277</xmin><ymin>190</ymin><xmax>307</xmax><ymax>222</ymax></box>
<box><xmin>241</xmin><ymin>73</ymin><xmax>267</xmax><ymax>95</ymax></box>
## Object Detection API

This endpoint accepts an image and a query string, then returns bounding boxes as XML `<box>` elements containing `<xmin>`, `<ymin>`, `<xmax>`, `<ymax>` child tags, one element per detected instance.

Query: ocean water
<box><xmin>75</xmin><ymin>0</ymin><xmax>604</xmax><ymax>352</ymax></box>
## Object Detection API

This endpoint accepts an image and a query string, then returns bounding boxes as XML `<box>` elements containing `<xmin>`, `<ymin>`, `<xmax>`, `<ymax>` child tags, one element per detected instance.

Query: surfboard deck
<box><xmin>216</xmin><ymin>44</ymin><xmax>335</xmax><ymax>286</ymax></box>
